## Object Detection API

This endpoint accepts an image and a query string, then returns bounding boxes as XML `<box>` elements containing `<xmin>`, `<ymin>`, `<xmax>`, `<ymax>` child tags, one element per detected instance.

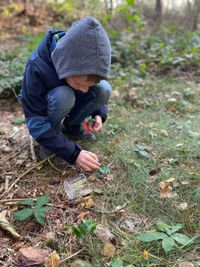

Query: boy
<box><xmin>19</xmin><ymin>16</ymin><xmax>112</xmax><ymax>172</ymax></box>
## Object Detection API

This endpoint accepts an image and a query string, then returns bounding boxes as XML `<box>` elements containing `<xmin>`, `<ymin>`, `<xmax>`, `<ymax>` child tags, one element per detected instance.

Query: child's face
<box><xmin>66</xmin><ymin>76</ymin><xmax>96</xmax><ymax>93</ymax></box>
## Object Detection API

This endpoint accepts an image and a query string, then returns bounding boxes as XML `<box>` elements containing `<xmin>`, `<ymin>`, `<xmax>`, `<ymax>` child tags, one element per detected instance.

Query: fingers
<box><xmin>76</xmin><ymin>150</ymin><xmax>100</xmax><ymax>171</ymax></box>
<box><xmin>88</xmin><ymin>116</ymin><xmax>103</xmax><ymax>133</ymax></box>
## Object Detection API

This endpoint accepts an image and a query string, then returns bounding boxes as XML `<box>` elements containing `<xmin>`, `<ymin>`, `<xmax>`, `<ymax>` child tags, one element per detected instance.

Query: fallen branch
<box><xmin>0</xmin><ymin>155</ymin><xmax>55</xmax><ymax>199</ymax></box>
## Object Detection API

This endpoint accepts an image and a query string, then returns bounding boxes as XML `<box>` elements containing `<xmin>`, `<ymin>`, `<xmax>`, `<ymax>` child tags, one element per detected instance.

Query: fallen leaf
<box><xmin>168</xmin><ymin>98</ymin><xmax>177</xmax><ymax>104</ymax></box>
<box><xmin>76</xmin><ymin>211</ymin><xmax>90</xmax><ymax>224</ymax></box>
<box><xmin>0</xmin><ymin>210</ymin><xmax>20</xmax><ymax>238</ymax></box>
<box><xmin>103</xmin><ymin>242</ymin><xmax>115</xmax><ymax>257</ymax></box>
<box><xmin>160</xmin><ymin>129</ymin><xmax>169</xmax><ymax>137</ymax></box>
<box><xmin>178</xmin><ymin>202</ymin><xmax>188</xmax><ymax>211</ymax></box>
<box><xmin>159</xmin><ymin>181</ymin><xmax>172</xmax><ymax>198</ymax></box>
<box><xmin>176</xmin><ymin>143</ymin><xmax>184</xmax><ymax>147</ymax></box>
<box><xmin>165</xmin><ymin>177</ymin><xmax>175</xmax><ymax>183</ymax></box>
<box><xmin>148</xmin><ymin>175</ymin><xmax>158</xmax><ymax>183</ymax></box>
<box><xmin>95</xmin><ymin>225</ymin><xmax>116</xmax><ymax>244</ymax></box>
<box><xmin>83</xmin><ymin>197</ymin><xmax>94</xmax><ymax>208</ymax></box>
<box><xmin>178</xmin><ymin>262</ymin><xmax>195</xmax><ymax>267</ymax></box>
<box><xmin>142</xmin><ymin>249</ymin><xmax>149</xmax><ymax>259</ymax></box>
<box><xmin>180</xmin><ymin>180</ymin><xmax>189</xmax><ymax>185</ymax></box>
<box><xmin>45</xmin><ymin>250</ymin><xmax>60</xmax><ymax>267</ymax></box>
<box><xmin>17</xmin><ymin>247</ymin><xmax>50</xmax><ymax>266</ymax></box>
<box><xmin>115</xmin><ymin>203</ymin><xmax>127</xmax><ymax>212</ymax></box>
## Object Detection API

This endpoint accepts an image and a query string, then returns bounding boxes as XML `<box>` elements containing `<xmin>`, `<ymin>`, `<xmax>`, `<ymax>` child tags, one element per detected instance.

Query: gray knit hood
<box><xmin>51</xmin><ymin>16</ymin><xmax>111</xmax><ymax>79</ymax></box>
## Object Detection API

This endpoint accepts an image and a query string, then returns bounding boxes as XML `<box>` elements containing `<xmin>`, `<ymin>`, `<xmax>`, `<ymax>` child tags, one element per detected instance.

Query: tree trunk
<box><xmin>154</xmin><ymin>0</ymin><xmax>162</xmax><ymax>29</ymax></box>
<box><xmin>192</xmin><ymin>0</ymin><xmax>200</xmax><ymax>30</ymax></box>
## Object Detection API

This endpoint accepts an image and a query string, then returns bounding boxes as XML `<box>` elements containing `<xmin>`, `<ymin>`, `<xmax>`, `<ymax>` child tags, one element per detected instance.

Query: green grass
<box><xmin>84</xmin><ymin>77</ymin><xmax>200</xmax><ymax>266</ymax></box>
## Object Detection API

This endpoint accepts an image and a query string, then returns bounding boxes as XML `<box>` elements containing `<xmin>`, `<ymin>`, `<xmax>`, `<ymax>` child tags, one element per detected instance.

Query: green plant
<box><xmin>137</xmin><ymin>221</ymin><xmax>194</xmax><ymax>254</ymax></box>
<box><xmin>13</xmin><ymin>194</ymin><xmax>51</xmax><ymax>225</ymax></box>
<box><xmin>72</xmin><ymin>219</ymin><xmax>97</xmax><ymax>239</ymax></box>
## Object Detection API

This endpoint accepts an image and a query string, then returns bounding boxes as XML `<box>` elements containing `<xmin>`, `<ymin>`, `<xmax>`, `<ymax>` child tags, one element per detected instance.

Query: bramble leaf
<box><xmin>39</xmin><ymin>206</ymin><xmax>52</xmax><ymax>213</ymax></box>
<box><xmin>99</xmin><ymin>166</ymin><xmax>110</xmax><ymax>174</ymax></box>
<box><xmin>34</xmin><ymin>210</ymin><xmax>45</xmax><ymax>225</ymax></box>
<box><xmin>35</xmin><ymin>194</ymin><xmax>49</xmax><ymax>208</ymax></box>
<box><xmin>167</xmin><ymin>224</ymin><xmax>183</xmax><ymax>235</ymax></box>
<box><xmin>162</xmin><ymin>237</ymin><xmax>175</xmax><ymax>254</ymax></box>
<box><xmin>137</xmin><ymin>231</ymin><xmax>167</xmax><ymax>242</ymax></box>
<box><xmin>172</xmin><ymin>233</ymin><xmax>192</xmax><ymax>246</ymax></box>
<box><xmin>20</xmin><ymin>199</ymin><xmax>35</xmax><ymax>206</ymax></box>
<box><xmin>14</xmin><ymin>208</ymin><xmax>33</xmax><ymax>221</ymax></box>
<box><xmin>156</xmin><ymin>221</ymin><xmax>171</xmax><ymax>233</ymax></box>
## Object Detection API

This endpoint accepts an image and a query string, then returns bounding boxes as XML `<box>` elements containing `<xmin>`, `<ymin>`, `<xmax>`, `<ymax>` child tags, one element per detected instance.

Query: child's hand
<box><xmin>76</xmin><ymin>150</ymin><xmax>100</xmax><ymax>171</ymax></box>
<box><xmin>89</xmin><ymin>115</ymin><xmax>102</xmax><ymax>133</ymax></box>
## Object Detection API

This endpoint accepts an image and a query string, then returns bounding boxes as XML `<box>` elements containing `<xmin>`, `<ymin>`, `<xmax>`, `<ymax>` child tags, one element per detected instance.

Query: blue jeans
<box><xmin>46</xmin><ymin>80</ymin><xmax>112</xmax><ymax>132</ymax></box>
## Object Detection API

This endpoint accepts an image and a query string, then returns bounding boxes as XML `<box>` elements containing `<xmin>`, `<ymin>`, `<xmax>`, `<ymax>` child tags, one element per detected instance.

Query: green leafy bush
<box><xmin>0</xmin><ymin>34</ymin><xmax>43</xmax><ymax>97</ymax></box>
<box><xmin>111</xmin><ymin>26</ymin><xmax>200</xmax><ymax>77</ymax></box>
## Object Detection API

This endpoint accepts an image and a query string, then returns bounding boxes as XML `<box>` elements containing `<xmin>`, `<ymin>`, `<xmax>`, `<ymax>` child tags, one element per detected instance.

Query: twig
<box><xmin>0</xmin><ymin>155</ymin><xmax>55</xmax><ymax>199</ymax></box>
<box><xmin>60</xmin><ymin>248</ymin><xmax>85</xmax><ymax>263</ymax></box>
<box><xmin>5</xmin><ymin>176</ymin><xmax>9</xmax><ymax>190</ymax></box>
<box><xmin>47</xmin><ymin>158</ymin><xmax>63</xmax><ymax>173</ymax></box>
<box><xmin>0</xmin><ymin>198</ymin><xmax>37</xmax><ymax>203</ymax></box>
<box><xmin>29</xmin><ymin>135</ymin><xmax>37</xmax><ymax>161</ymax></box>
<box><xmin>0</xmin><ymin>198</ymin><xmax>66</xmax><ymax>208</ymax></box>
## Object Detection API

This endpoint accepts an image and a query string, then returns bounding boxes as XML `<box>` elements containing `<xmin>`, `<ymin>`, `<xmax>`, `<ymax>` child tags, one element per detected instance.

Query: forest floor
<box><xmin>0</xmin><ymin>76</ymin><xmax>200</xmax><ymax>267</ymax></box>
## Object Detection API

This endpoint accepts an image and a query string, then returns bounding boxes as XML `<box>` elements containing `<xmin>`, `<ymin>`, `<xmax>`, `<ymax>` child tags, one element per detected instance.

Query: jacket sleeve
<box><xmin>21</xmin><ymin>62</ymin><xmax>81</xmax><ymax>164</ymax></box>
<box><xmin>91</xmin><ymin>104</ymin><xmax>108</xmax><ymax>123</ymax></box>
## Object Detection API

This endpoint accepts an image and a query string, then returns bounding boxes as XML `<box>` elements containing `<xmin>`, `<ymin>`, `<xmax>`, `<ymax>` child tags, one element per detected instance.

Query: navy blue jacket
<box><xmin>21</xmin><ymin>29</ymin><xmax>83</xmax><ymax>164</ymax></box>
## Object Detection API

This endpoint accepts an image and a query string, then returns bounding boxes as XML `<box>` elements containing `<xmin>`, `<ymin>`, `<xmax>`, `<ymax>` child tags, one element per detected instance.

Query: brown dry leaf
<box><xmin>76</xmin><ymin>211</ymin><xmax>90</xmax><ymax>224</ymax></box>
<box><xmin>45</xmin><ymin>250</ymin><xmax>60</xmax><ymax>267</ymax></box>
<box><xmin>83</xmin><ymin>197</ymin><xmax>94</xmax><ymax>208</ymax></box>
<box><xmin>159</xmin><ymin>181</ymin><xmax>172</xmax><ymax>198</ymax></box>
<box><xmin>178</xmin><ymin>262</ymin><xmax>195</xmax><ymax>267</ymax></box>
<box><xmin>178</xmin><ymin>202</ymin><xmax>188</xmax><ymax>211</ymax></box>
<box><xmin>103</xmin><ymin>242</ymin><xmax>115</xmax><ymax>257</ymax></box>
<box><xmin>160</xmin><ymin>129</ymin><xmax>169</xmax><ymax>137</ymax></box>
<box><xmin>0</xmin><ymin>210</ymin><xmax>20</xmax><ymax>238</ymax></box>
<box><xmin>17</xmin><ymin>247</ymin><xmax>49</xmax><ymax>266</ymax></box>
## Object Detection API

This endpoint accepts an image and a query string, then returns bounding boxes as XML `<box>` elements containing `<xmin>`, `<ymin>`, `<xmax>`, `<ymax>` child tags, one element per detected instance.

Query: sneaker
<box><xmin>39</xmin><ymin>146</ymin><xmax>54</xmax><ymax>160</ymax></box>
<box><xmin>62</xmin><ymin>121</ymin><xmax>96</xmax><ymax>141</ymax></box>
